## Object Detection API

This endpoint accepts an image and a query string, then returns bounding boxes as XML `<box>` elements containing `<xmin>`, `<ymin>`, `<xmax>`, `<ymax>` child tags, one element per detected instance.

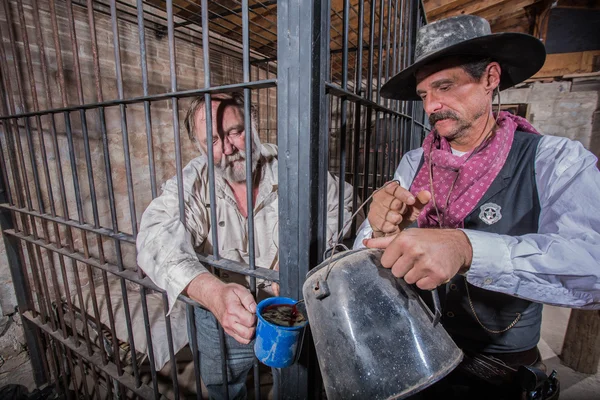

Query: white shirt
<box><xmin>354</xmin><ymin>135</ymin><xmax>600</xmax><ymax>309</ymax></box>
<box><xmin>137</xmin><ymin>144</ymin><xmax>361</xmax><ymax>312</ymax></box>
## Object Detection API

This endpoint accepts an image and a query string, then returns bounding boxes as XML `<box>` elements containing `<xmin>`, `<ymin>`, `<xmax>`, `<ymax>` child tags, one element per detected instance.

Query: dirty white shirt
<box><xmin>354</xmin><ymin>135</ymin><xmax>600</xmax><ymax>309</ymax></box>
<box><xmin>137</xmin><ymin>144</ymin><xmax>358</xmax><ymax>312</ymax></box>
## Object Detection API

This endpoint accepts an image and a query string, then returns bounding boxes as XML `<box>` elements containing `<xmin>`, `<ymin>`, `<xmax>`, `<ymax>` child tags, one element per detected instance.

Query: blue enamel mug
<box><xmin>254</xmin><ymin>297</ymin><xmax>308</xmax><ymax>368</ymax></box>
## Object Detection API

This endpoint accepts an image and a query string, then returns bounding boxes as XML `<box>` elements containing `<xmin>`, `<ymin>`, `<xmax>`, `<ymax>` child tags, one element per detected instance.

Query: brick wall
<box><xmin>0</xmin><ymin>0</ymin><xmax>276</xmax><ymax>319</ymax></box>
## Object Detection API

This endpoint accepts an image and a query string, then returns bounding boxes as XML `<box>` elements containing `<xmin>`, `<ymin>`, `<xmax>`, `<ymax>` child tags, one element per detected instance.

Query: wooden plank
<box><xmin>422</xmin><ymin>0</ymin><xmax>447</xmax><ymax>13</ymax></box>
<box><xmin>489</xmin><ymin>10</ymin><xmax>532</xmax><ymax>33</ymax></box>
<box><xmin>428</xmin><ymin>0</ymin><xmax>541</xmax><ymax>23</ymax></box>
<box><xmin>557</xmin><ymin>0</ymin><xmax>600</xmax><ymax>9</ymax></box>
<box><xmin>425</xmin><ymin>0</ymin><xmax>481</xmax><ymax>18</ymax></box>
<box><xmin>561</xmin><ymin>309</ymin><xmax>600</xmax><ymax>374</ymax></box>
<box><xmin>533</xmin><ymin>50</ymin><xmax>600</xmax><ymax>78</ymax></box>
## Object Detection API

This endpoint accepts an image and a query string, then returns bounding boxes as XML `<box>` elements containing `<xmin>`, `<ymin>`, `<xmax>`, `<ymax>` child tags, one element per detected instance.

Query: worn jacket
<box><xmin>137</xmin><ymin>143</ymin><xmax>360</xmax><ymax>312</ymax></box>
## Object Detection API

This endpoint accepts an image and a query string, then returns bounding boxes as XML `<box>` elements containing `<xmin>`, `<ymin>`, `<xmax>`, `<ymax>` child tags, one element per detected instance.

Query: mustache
<box><xmin>429</xmin><ymin>111</ymin><xmax>459</xmax><ymax>126</ymax></box>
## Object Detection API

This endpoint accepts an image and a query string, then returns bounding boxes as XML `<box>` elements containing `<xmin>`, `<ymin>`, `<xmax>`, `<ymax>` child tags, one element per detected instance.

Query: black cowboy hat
<box><xmin>380</xmin><ymin>15</ymin><xmax>546</xmax><ymax>101</ymax></box>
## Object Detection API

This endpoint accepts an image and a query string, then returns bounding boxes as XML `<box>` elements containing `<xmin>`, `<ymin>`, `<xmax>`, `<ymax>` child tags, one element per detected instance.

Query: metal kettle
<box><xmin>302</xmin><ymin>248</ymin><xmax>463</xmax><ymax>399</ymax></box>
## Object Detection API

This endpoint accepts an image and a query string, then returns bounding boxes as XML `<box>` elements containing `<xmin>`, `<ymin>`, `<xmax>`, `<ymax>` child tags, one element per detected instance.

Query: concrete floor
<box><xmin>539</xmin><ymin>306</ymin><xmax>600</xmax><ymax>400</ymax></box>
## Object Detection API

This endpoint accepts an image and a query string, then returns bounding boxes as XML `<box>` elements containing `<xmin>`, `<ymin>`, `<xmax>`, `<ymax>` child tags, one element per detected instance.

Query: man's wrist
<box><xmin>186</xmin><ymin>273</ymin><xmax>224</xmax><ymax>308</ymax></box>
<box><xmin>457</xmin><ymin>229</ymin><xmax>473</xmax><ymax>274</ymax></box>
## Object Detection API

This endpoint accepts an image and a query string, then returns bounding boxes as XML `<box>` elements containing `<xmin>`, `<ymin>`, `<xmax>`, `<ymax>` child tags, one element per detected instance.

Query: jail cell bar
<box><xmin>0</xmin><ymin>0</ymin><xmax>427</xmax><ymax>399</ymax></box>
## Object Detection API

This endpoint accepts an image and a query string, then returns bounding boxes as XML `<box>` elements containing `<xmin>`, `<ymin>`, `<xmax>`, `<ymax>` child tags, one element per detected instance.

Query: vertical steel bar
<box><xmin>109</xmin><ymin>0</ymin><xmax>142</xmax><ymax>387</ymax></box>
<box><xmin>187</xmin><ymin>305</ymin><xmax>204</xmax><ymax>400</ymax></box>
<box><xmin>278</xmin><ymin>0</ymin><xmax>329</xmax><ymax>397</ymax></box>
<box><xmin>0</xmin><ymin>51</ymin><xmax>49</xmax><ymax>391</ymax></box>
<box><xmin>336</xmin><ymin>0</ymin><xmax>350</xmax><ymax>234</ymax></box>
<box><xmin>266</xmin><ymin>63</ymin><xmax>271</xmax><ymax>143</ymax></box>
<box><xmin>45</xmin><ymin>1</ymin><xmax>91</xmax><ymax>394</ymax></box>
<box><xmin>28</xmin><ymin>6</ymin><xmax>76</xmax><ymax>375</ymax></box>
<box><xmin>350</xmin><ymin>0</ymin><xmax>365</xmax><ymax>235</ymax></box>
<box><xmin>56</xmin><ymin>0</ymin><xmax>110</xmax><ymax>383</ymax></box>
<box><xmin>391</xmin><ymin>0</ymin><xmax>400</xmax><ymax>113</ymax></box>
<box><xmin>164</xmin><ymin>1</ymin><xmax>184</xmax><ymax>397</ymax></box>
<box><xmin>372</xmin><ymin>0</ymin><xmax>386</xmax><ymax>188</ymax></box>
<box><xmin>84</xmin><ymin>2</ymin><xmax>126</xmax><ymax>394</ymax></box>
<box><xmin>200</xmin><ymin>1</ymin><xmax>229</xmax><ymax>398</ymax></box>
<box><xmin>59</xmin><ymin>6</ymin><xmax>100</xmax><ymax>384</ymax></box>
<box><xmin>0</xmin><ymin>1</ymin><xmax>61</xmax><ymax>388</ymax></box>
<box><xmin>162</xmin><ymin>293</ymin><xmax>180</xmax><ymax>400</ymax></box>
<box><xmin>241</xmin><ymin>1</ymin><xmax>261</xmax><ymax>398</ymax></box>
<box><xmin>136</xmin><ymin>0</ymin><xmax>158</xmax><ymax>199</ymax></box>
<box><xmin>0</xmin><ymin>165</ymin><xmax>49</xmax><ymax>386</ymax></box>
<box><xmin>133</xmin><ymin>1</ymin><xmax>160</xmax><ymax>396</ymax></box>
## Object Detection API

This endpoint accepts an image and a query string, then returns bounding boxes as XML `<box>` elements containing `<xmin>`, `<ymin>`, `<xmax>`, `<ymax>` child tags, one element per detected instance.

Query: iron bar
<box><xmin>187</xmin><ymin>304</ymin><xmax>204</xmax><ymax>400</ymax></box>
<box><xmin>241</xmin><ymin>0</ymin><xmax>261</xmax><ymax>395</ymax></box>
<box><xmin>0</xmin><ymin>205</ymin><xmax>136</xmax><ymax>244</ymax></box>
<box><xmin>0</xmin><ymin>80</ymin><xmax>277</xmax><ymax>121</ymax></box>
<box><xmin>22</xmin><ymin>311</ymin><xmax>155</xmax><ymax>399</ymax></box>
<box><xmin>166</xmin><ymin>1</ymin><xmax>182</xmax><ymax>397</ymax></box>
<box><xmin>110</xmin><ymin>0</ymin><xmax>142</xmax><ymax>387</ymax></box>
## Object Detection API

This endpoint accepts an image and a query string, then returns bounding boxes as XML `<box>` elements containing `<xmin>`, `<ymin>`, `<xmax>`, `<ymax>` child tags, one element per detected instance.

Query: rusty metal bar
<box><xmin>22</xmin><ymin>311</ymin><xmax>155</xmax><ymax>399</ymax></box>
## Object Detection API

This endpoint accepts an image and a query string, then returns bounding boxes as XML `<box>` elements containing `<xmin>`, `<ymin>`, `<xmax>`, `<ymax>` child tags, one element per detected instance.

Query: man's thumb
<box><xmin>363</xmin><ymin>235</ymin><xmax>395</xmax><ymax>249</ymax></box>
<box><xmin>235</xmin><ymin>286</ymin><xmax>257</xmax><ymax>313</ymax></box>
<box><xmin>414</xmin><ymin>190</ymin><xmax>431</xmax><ymax>210</ymax></box>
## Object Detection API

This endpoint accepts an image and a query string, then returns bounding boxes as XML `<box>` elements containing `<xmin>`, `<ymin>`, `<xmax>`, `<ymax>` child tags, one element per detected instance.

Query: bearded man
<box><xmin>355</xmin><ymin>15</ymin><xmax>600</xmax><ymax>399</ymax></box>
<box><xmin>137</xmin><ymin>92</ymin><xmax>358</xmax><ymax>399</ymax></box>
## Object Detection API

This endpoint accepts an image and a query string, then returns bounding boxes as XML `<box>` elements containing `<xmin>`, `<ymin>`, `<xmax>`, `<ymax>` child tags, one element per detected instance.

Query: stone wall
<box><xmin>0</xmin><ymin>0</ymin><xmax>276</xmax><ymax>330</ymax></box>
<box><xmin>502</xmin><ymin>80</ymin><xmax>600</xmax><ymax>160</ymax></box>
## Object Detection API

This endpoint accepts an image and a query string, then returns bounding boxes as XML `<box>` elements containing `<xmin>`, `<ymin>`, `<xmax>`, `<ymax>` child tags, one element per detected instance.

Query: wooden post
<box><xmin>560</xmin><ymin>309</ymin><xmax>600</xmax><ymax>374</ymax></box>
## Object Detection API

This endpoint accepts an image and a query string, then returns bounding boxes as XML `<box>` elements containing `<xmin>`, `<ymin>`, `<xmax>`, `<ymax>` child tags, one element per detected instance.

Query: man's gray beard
<box><xmin>216</xmin><ymin>148</ymin><xmax>260</xmax><ymax>183</ymax></box>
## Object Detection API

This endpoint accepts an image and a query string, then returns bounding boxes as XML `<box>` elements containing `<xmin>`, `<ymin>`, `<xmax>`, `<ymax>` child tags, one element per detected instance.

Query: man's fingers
<box><xmin>235</xmin><ymin>287</ymin><xmax>257</xmax><ymax>314</ymax></box>
<box><xmin>415</xmin><ymin>276</ymin><xmax>437</xmax><ymax>291</ymax></box>
<box><xmin>363</xmin><ymin>235</ymin><xmax>395</xmax><ymax>249</ymax></box>
<box><xmin>227</xmin><ymin>324</ymin><xmax>255</xmax><ymax>345</ymax></box>
<box><xmin>232</xmin><ymin>322</ymin><xmax>255</xmax><ymax>341</ymax></box>
<box><xmin>392</xmin><ymin>185</ymin><xmax>416</xmax><ymax>205</ymax></box>
<box><xmin>383</xmin><ymin>181</ymin><xmax>400</xmax><ymax>195</ymax></box>
<box><xmin>389</xmin><ymin>256</ymin><xmax>413</xmax><ymax>279</ymax></box>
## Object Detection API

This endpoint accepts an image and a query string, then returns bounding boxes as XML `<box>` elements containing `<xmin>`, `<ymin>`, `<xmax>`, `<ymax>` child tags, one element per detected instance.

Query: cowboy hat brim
<box><xmin>380</xmin><ymin>32</ymin><xmax>546</xmax><ymax>101</ymax></box>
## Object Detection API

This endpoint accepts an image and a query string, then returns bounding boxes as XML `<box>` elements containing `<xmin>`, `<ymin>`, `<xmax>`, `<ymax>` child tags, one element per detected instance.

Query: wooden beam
<box><xmin>425</xmin><ymin>0</ymin><xmax>480</xmax><ymax>18</ymax></box>
<box><xmin>561</xmin><ymin>309</ymin><xmax>600</xmax><ymax>374</ymax></box>
<box><xmin>427</xmin><ymin>0</ymin><xmax>542</xmax><ymax>23</ymax></box>
<box><xmin>533</xmin><ymin>50</ymin><xmax>600</xmax><ymax>78</ymax></box>
<box><xmin>488</xmin><ymin>9</ymin><xmax>531</xmax><ymax>33</ymax></box>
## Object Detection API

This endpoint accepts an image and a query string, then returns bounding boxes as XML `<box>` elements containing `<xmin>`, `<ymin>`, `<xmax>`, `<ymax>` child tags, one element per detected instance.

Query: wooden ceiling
<box><xmin>143</xmin><ymin>0</ymin><xmax>596</xmax><ymax>82</ymax></box>
<box><xmin>423</xmin><ymin>0</ymin><xmax>550</xmax><ymax>35</ymax></box>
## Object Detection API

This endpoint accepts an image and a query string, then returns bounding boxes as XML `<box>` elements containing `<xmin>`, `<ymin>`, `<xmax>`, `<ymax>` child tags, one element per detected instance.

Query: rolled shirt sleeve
<box><xmin>136</xmin><ymin>160</ymin><xmax>211</xmax><ymax>314</ymax></box>
<box><xmin>353</xmin><ymin>135</ymin><xmax>600</xmax><ymax>308</ymax></box>
<box><xmin>463</xmin><ymin>136</ymin><xmax>600</xmax><ymax>308</ymax></box>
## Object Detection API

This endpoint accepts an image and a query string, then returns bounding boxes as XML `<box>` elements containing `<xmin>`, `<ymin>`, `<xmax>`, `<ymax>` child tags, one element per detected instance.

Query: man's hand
<box><xmin>363</xmin><ymin>228</ymin><xmax>473</xmax><ymax>289</ymax></box>
<box><xmin>368</xmin><ymin>182</ymin><xmax>431</xmax><ymax>237</ymax></box>
<box><xmin>186</xmin><ymin>274</ymin><xmax>257</xmax><ymax>344</ymax></box>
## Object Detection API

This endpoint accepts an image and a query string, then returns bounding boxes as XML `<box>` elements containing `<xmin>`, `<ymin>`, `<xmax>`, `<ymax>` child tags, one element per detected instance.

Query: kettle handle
<box><xmin>431</xmin><ymin>288</ymin><xmax>442</xmax><ymax>327</ymax></box>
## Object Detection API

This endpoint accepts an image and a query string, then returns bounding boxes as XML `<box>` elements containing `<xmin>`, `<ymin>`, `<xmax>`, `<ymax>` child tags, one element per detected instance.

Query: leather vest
<box><xmin>413</xmin><ymin>130</ymin><xmax>543</xmax><ymax>353</ymax></box>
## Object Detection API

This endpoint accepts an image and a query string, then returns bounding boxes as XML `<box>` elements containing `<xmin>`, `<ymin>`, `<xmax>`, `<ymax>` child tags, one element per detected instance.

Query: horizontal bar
<box><xmin>4</xmin><ymin>229</ymin><xmax>278</xmax><ymax>301</ymax></box>
<box><xmin>196</xmin><ymin>254</ymin><xmax>279</xmax><ymax>283</ymax></box>
<box><xmin>326</xmin><ymin>83</ymin><xmax>430</xmax><ymax>130</ymax></box>
<box><xmin>325</xmin><ymin>83</ymin><xmax>408</xmax><ymax>118</ymax></box>
<box><xmin>0</xmin><ymin>79</ymin><xmax>277</xmax><ymax>120</ymax></box>
<box><xmin>0</xmin><ymin>204</ymin><xmax>136</xmax><ymax>244</ymax></box>
<box><xmin>22</xmin><ymin>311</ymin><xmax>155</xmax><ymax>399</ymax></box>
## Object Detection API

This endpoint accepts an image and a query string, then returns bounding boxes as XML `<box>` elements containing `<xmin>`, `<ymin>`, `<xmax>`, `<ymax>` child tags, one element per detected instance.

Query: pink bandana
<box><xmin>410</xmin><ymin>111</ymin><xmax>539</xmax><ymax>228</ymax></box>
